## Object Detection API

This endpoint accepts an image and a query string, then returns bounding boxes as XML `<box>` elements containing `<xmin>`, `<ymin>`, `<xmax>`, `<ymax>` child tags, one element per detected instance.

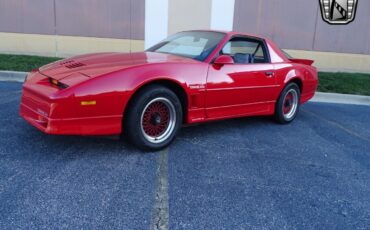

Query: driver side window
<box><xmin>222</xmin><ymin>37</ymin><xmax>268</xmax><ymax>64</ymax></box>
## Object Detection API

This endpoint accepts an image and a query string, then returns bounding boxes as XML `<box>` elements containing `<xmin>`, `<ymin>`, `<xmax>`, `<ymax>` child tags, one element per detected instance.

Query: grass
<box><xmin>318</xmin><ymin>72</ymin><xmax>370</xmax><ymax>96</ymax></box>
<box><xmin>0</xmin><ymin>54</ymin><xmax>61</xmax><ymax>72</ymax></box>
<box><xmin>0</xmin><ymin>54</ymin><xmax>369</xmax><ymax>95</ymax></box>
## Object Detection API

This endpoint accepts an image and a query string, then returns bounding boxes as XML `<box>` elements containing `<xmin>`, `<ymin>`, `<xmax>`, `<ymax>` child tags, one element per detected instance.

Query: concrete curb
<box><xmin>0</xmin><ymin>71</ymin><xmax>369</xmax><ymax>106</ymax></box>
<box><xmin>311</xmin><ymin>92</ymin><xmax>370</xmax><ymax>106</ymax></box>
<box><xmin>0</xmin><ymin>71</ymin><xmax>27</xmax><ymax>83</ymax></box>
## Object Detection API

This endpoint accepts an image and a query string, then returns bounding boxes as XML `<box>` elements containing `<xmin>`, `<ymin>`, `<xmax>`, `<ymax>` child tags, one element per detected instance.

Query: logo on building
<box><xmin>319</xmin><ymin>0</ymin><xmax>358</xmax><ymax>24</ymax></box>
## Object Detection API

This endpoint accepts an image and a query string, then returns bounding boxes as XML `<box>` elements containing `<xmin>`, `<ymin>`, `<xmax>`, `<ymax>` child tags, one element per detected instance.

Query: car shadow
<box><xmin>15</xmin><ymin>115</ymin><xmax>281</xmax><ymax>155</ymax></box>
<box><xmin>16</xmin><ymin>122</ymin><xmax>143</xmax><ymax>156</ymax></box>
<box><xmin>179</xmin><ymin>115</ymin><xmax>276</xmax><ymax>138</ymax></box>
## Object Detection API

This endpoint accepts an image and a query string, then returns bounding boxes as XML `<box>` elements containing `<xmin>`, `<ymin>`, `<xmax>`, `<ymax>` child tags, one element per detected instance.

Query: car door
<box><xmin>205</xmin><ymin>36</ymin><xmax>279</xmax><ymax>119</ymax></box>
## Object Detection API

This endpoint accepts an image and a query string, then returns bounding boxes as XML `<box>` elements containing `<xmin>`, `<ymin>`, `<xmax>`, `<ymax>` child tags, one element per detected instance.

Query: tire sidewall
<box><xmin>275</xmin><ymin>83</ymin><xmax>301</xmax><ymax>124</ymax></box>
<box><xmin>125</xmin><ymin>86</ymin><xmax>183</xmax><ymax>150</ymax></box>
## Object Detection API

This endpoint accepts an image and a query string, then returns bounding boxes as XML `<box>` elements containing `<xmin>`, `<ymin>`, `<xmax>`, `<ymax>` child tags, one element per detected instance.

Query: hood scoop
<box><xmin>60</xmin><ymin>60</ymin><xmax>86</xmax><ymax>69</ymax></box>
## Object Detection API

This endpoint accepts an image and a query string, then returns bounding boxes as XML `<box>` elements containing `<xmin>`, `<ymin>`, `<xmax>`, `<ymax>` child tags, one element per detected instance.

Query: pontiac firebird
<box><xmin>20</xmin><ymin>30</ymin><xmax>318</xmax><ymax>150</ymax></box>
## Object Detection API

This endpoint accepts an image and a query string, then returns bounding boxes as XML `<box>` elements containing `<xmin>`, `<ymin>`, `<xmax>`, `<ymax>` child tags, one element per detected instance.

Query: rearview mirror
<box><xmin>214</xmin><ymin>55</ymin><xmax>234</xmax><ymax>65</ymax></box>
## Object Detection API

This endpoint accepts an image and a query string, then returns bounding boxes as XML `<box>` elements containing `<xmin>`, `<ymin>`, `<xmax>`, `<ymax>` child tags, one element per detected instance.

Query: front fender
<box><xmin>68</xmin><ymin>62</ymin><xmax>209</xmax><ymax>120</ymax></box>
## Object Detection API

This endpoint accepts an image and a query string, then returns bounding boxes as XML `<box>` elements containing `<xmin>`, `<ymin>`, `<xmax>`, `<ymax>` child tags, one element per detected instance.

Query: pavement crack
<box><xmin>151</xmin><ymin>148</ymin><xmax>169</xmax><ymax>230</ymax></box>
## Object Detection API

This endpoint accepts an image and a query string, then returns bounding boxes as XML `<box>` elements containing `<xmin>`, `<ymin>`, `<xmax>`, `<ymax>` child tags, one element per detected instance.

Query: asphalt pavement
<box><xmin>0</xmin><ymin>82</ymin><xmax>369</xmax><ymax>229</ymax></box>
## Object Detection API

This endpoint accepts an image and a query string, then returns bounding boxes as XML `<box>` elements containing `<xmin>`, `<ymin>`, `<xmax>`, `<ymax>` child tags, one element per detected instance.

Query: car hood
<box><xmin>39</xmin><ymin>52</ymin><xmax>198</xmax><ymax>81</ymax></box>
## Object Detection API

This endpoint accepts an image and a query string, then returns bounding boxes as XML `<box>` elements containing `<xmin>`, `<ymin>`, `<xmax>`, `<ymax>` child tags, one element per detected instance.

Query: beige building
<box><xmin>0</xmin><ymin>0</ymin><xmax>369</xmax><ymax>73</ymax></box>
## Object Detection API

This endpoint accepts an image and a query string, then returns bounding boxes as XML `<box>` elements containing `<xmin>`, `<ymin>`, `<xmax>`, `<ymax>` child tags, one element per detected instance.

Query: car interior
<box><xmin>221</xmin><ymin>37</ymin><xmax>269</xmax><ymax>64</ymax></box>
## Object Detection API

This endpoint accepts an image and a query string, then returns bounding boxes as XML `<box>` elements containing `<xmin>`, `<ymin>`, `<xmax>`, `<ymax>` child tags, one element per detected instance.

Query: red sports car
<box><xmin>20</xmin><ymin>30</ymin><xmax>318</xmax><ymax>150</ymax></box>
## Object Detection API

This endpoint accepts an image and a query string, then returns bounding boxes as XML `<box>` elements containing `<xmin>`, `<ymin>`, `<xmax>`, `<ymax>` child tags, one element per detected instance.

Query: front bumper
<box><xmin>20</xmin><ymin>73</ymin><xmax>123</xmax><ymax>136</ymax></box>
<box><xmin>20</xmin><ymin>102</ymin><xmax>122</xmax><ymax>135</ymax></box>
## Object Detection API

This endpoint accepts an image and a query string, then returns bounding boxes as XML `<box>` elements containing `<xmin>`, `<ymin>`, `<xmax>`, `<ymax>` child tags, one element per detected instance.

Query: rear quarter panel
<box><xmin>273</xmin><ymin>63</ymin><xmax>318</xmax><ymax>104</ymax></box>
<box><xmin>265</xmin><ymin>38</ymin><xmax>318</xmax><ymax>104</ymax></box>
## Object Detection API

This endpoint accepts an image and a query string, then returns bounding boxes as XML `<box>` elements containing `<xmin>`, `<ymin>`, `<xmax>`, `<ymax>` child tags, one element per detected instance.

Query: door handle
<box><xmin>265</xmin><ymin>71</ymin><xmax>274</xmax><ymax>77</ymax></box>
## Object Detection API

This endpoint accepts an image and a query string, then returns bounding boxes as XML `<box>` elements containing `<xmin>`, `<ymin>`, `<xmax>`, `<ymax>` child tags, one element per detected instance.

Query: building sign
<box><xmin>319</xmin><ymin>0</ymin><xmax>358</xmax><ymax>24</ymax></box>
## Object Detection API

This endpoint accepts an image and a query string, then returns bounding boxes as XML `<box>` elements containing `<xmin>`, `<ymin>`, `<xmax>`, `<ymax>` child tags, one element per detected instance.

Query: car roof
<box><xmin>175</xmin><ymin>30</ymin><xmax>289</xmax><ymax>63</ymax></box>
<box><xmin>181</xmin><ymin>29</ymin><xmax>268</xmax><ymax>40</ymax></box>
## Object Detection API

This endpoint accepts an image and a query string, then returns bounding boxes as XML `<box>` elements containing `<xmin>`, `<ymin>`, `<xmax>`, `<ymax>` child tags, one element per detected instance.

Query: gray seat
<box><xmin>233</xmin><ymin>53</ymin><xmax>254</xmax><ymax>64</ymax></box>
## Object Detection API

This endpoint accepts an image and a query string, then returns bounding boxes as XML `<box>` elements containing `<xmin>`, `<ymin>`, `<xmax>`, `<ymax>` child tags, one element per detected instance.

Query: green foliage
<box><xmin>0</xmin><ymin>54</ymin><xmax>61</xmax><ymax>72</ymax></box>
<box><xmin>318</xmin><ymin>72</ymin><xmax>370</xmax><ymax>96</ymax></box>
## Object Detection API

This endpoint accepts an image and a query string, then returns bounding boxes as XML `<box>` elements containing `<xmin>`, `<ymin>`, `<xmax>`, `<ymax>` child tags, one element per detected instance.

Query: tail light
<box><xmin>48</xmin><ymin>78</ymin><xmax>68</xmax><ymax>89</ymax></box>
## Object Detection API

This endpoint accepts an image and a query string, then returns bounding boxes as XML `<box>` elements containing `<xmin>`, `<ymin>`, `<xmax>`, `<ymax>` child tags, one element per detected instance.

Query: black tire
<box><xmin>124</xmin><ymin>85</ymin><xmax>183</xmax><ymax>151</ymax></box>
<box><xmin>274</xmin><ymin>82</ymin><xmax>301</xmax><ymax>124</ymax></box>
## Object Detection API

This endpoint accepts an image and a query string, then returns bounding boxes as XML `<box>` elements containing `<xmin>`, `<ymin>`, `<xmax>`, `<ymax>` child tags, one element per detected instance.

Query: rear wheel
<box><xmin>274</xmin><ymin>83</ymin><xmax>301</xmax><ymax>124</ymax></box>
<box><xmin>124</xmin><ymin>85</ymin><xmax>182</xmax><ymax>151</ymax></box>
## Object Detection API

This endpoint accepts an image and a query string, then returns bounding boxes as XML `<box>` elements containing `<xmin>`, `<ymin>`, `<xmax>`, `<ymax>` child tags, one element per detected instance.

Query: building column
<box><xmin>210</xmin><ymin>0</ymin><xmax>235</xmax><ymax>31</ymax></box>
<box><xmin>145</xmin><ymin>0</ymin><xmax>169</xmax><ymax>49</ymax></box>
<box><xmin>144</xmin><ymin>0</ymin><xmax>235</xmax><ymax>49</ymax></box>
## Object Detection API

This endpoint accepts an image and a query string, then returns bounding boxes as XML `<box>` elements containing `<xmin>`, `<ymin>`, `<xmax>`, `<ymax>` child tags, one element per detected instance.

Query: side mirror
<box><xmin>213</xmin><ymin>55</ymin><xmax>234</xmax><ymax>65</ymax></box>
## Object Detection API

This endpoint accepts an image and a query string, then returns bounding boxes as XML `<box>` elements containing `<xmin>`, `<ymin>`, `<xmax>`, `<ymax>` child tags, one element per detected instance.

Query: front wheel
<box><xmin>274</xmin><ymin>83</ymin><xmax>301</xmax><ymax>124</ymax></box>
<box><xmin>124</xmin><ymin>85</ymin><xmax>183</xmax><ymax>151</ymax></box>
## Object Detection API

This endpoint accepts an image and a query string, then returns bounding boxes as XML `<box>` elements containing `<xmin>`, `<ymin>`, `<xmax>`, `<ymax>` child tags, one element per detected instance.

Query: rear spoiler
<box><xmin>289</xmin><ymin>58</ymin><xmax>314</xmax><ymax>66</ymax></box>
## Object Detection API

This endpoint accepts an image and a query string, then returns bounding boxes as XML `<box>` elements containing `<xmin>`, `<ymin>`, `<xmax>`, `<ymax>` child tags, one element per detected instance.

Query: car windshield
<box><xmin>147</xmin><ymin>31</ymin><xmax>226</xmax><ymax>61</ymax></box>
